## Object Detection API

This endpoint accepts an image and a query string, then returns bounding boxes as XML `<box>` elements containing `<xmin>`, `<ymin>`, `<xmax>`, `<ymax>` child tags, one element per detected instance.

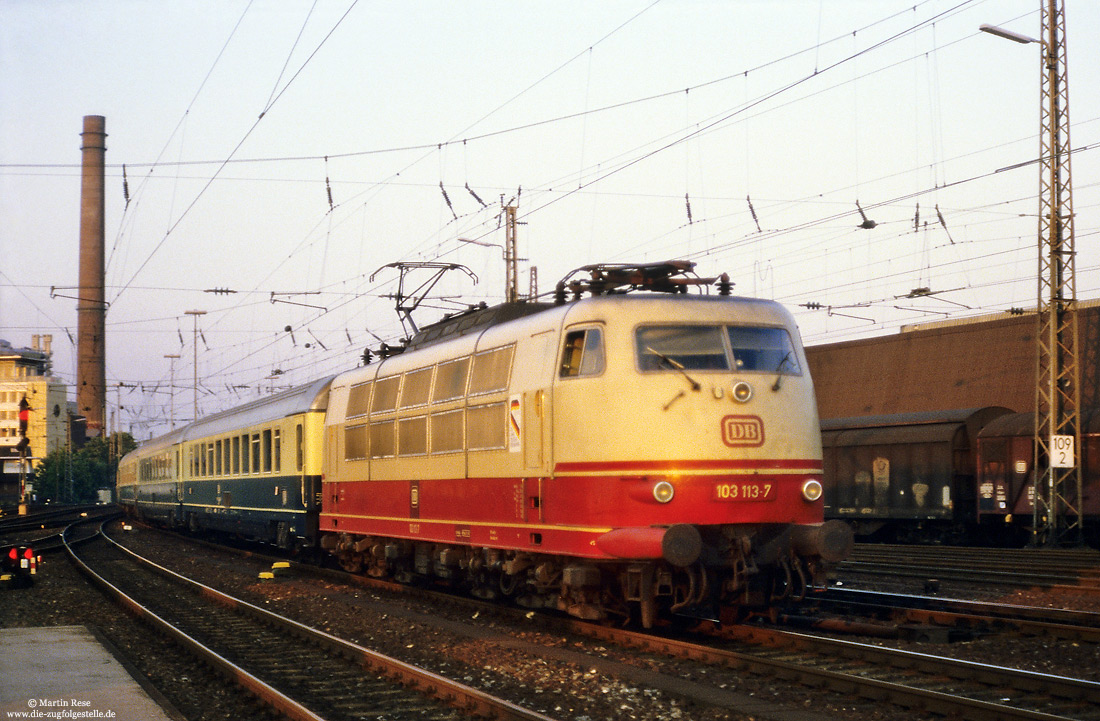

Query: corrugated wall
<box><xmin>806</xmin><ymin>305</ymin><xmax>1100</xmax><ymax>419</ymax></box>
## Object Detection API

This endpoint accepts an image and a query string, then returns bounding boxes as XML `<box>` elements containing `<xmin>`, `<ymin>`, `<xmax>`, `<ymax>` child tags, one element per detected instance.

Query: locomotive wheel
<box><xmin>339</xmin><ymin>554</ymin><xmax>364</xmax><ymax>574</ymax></box>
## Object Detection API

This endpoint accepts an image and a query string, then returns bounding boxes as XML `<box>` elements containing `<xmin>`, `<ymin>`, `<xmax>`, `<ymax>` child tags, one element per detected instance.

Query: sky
<box><xmin>2</xmin><ymin>0</ymin><xmax>1099</xmax><ymax>439</ymax></box>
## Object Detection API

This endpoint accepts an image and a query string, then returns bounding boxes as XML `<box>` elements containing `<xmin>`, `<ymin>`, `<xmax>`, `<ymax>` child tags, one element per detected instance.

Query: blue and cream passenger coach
<box><xmin>117</xmin><ymin>375</ymin><xmax>333</xmax><ymax>549</ymax></box>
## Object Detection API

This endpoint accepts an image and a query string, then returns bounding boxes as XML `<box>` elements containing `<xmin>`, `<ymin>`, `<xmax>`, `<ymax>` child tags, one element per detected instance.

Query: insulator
<box><xmin>440</xmin><ymin>182</ymin><xmax>457</xmax><ymax>220</ymax></box>
<box><xmin>685</xmin><ymin>193</ymin><xmax>693</xmax><ymax>224</ymax></box>
<box><xmin>747</xmin><ymin>195</ymin><xmax>762</xmax><ymax>233</ymax></box>
<box><xmin>466</xmin><ymin>182</ymin><xmax>487</xmax><ymax>208</ymax></box>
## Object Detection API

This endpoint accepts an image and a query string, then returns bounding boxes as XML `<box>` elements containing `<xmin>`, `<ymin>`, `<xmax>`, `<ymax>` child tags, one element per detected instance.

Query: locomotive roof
<box><xmin>406</xmin><ymin>301</ymin><xmax>556</xmax><ymax>350</ymax></box>
<box><xmin>401</xmin><ymin>260</ymin><xmax>740</xmax><ymax>351</ymax></box>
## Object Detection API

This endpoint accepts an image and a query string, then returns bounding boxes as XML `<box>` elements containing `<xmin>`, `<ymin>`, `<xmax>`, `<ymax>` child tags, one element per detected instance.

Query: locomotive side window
<box><xmin>469</xmin><ymin>345</ymin><xmax>515</xmax><ymax>395</ymax></box>
<box><xmin>727</xmin><ymin>326</ymin><xmax>801</xmax><ymax>374</ymax></box>
<box><xmin>347</xmin><ymin>382</ymin><xmax>371</xmax><ymax>418</ymax></box>
<box><xmin>345</xmin><ymin>424</ymin><xmax>368</xmax><ymax>460</ymax></box>
<box><xmin>560</xmin><ymin>328</ymin><xmax>604</xmax><ymax>378</ymax></box>
<box><xmin>370</xmin><ymin>420</ymin><xmax>396</xmax><ymax>458</ymax></box>
<box><xmin>636</xmin><ymin>325</ymin><xmax>728</xmax><ymax>371</ymax></box>
<box><xmin>371</xmin><ymin>376</ymin><xmax>400</xmax><ymax>413</ymax></box>
<box><xmin>398</xmin><ymin>415</ymin><xmax>428</xmax><ymax>456</ymax></box>
<box><xmin>433</xmin><ymin>357</ymin><xmax>470</xmax><ymax>402</ymax></box>
<box><xmin>400</xmin><ymin>367</ymin><xmax>433</xmax><ymax>408</ymax></box>
<box><xmin>468</xmin><ymin>402</ymin><xmax>507</xmax><ymax>450</ymax></box>
<box><xmin>431</xmin><ymin>409</ymin><xmax>464</xmax><ymax>453</ymax></box>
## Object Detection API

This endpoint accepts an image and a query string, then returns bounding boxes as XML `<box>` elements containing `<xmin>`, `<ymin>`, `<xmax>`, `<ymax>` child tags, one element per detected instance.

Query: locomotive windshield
<box><xmin>636</xmin><ymin>325</ymin><xmax>801</xmax><ymax>374</ymax></box>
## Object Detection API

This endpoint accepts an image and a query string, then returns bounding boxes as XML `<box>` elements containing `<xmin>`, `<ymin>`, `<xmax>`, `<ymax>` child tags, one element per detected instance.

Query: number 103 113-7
<box><xmin>713</xmin><ymin>482</ymin><xmax>774</xmax><ymax>501</ymax></box>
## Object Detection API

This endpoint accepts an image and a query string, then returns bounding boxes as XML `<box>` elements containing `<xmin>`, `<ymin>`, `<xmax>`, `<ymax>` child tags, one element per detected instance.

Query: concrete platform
<box><xmin>0</xmin><ymin>626</ymin><xmax>182</xmax><ymax>720</ymax></box>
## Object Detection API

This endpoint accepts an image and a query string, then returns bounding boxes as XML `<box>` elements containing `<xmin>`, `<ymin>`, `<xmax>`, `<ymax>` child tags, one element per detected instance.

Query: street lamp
<box><xmin>979</xmin><ymin>23</ymin><xmax>1039</xmax><ymax>45</ymax></box>
<box><xmin>184</xmin><ymin>310</ymin><xmax>206</xmax><ymax>421</ymax></box>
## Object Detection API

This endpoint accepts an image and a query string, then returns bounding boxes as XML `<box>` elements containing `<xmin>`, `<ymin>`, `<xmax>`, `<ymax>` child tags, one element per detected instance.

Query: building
<box><xmin>0</xmin><ymin>336</ymin><xmax>71</xmax><ymax>504</ymax></box>
<box><xmin>805</xmin><ymin>300</ymin><xmax>1100</xmax><ymax>419</ymax></box>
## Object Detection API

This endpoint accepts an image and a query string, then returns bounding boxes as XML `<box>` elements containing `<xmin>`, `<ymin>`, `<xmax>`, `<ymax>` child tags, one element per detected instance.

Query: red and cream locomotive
<box><xmin>120</xmin><ymin>262</ymin><xmax>852</xmax><ymax>626</ymax></box>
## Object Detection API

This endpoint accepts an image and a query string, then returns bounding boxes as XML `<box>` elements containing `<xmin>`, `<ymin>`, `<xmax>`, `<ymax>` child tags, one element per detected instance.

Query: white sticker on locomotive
<box><xmin>509</xmin><ymin>395</ymin><xmax>522</xmax><ymax>452</ymax></box>
<box><xmin>721</xmin><ymin>415</ymin><xmax>765</xmax><ymax>447</ymax></box>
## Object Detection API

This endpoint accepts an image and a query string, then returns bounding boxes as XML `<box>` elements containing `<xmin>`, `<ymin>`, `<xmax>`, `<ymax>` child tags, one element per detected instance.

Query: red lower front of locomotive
<box><xmin>318</xmin><ymin>460</ymin><xmax>851</xmax><ymax>625</ymax></box>
<box><xmin>321</xmin><ymin>462</ymin><xmax>824</xmax><ymax>553</ymax></box>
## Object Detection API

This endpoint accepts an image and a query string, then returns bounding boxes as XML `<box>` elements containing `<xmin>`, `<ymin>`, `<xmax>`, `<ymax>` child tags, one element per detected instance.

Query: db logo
<box><xmin>721</xmin><ymin>415</ymin><xmax>765</xmax><ymax>447</ymax></box>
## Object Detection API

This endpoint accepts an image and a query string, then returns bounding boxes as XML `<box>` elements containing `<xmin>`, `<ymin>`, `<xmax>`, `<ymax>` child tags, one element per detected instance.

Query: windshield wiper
<box><xmin>645</xmin><ymin>346</ymin><xmax>701</xmax><ymax>391</ymax></box>
<box><xmin>771</xmin><ymin>351</ymin><xmax>793</xmax><ymax>392</ymax></box>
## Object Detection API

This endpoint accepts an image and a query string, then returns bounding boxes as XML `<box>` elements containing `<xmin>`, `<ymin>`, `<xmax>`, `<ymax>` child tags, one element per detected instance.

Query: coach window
<box><xmin>560</xmin><ymin>327</ymin><xmax>604</xmax><ymax>378</ymax></box>
<box><xmin>215</xmin><ymin>440</ymin><xmax>223</xmax><ymax>475</ymax></box>
<box><xmin>207</xmin><ymin>443</ymin><xmax>215</xmax><ymax>477</ymax></box>
<box><xmin>240</xmin><ymin>434</ymin><xmax>250</xmax><ymax>474</ymax></box>
<box><xmin>232</xmin><ymin>436</ymin><xmax>241</xmax><ymax>474</ymax></box>
<box><xmin>223</xmin><ymin>440</ymin><xmax>231</xmax><ymax>476</ymax></box>
<box><xmin>263</xmin><ymin>429</ymin><xmax>273</xmax><ymax>473</ymax></box>
<box><xmin>273</xmin><ymin>429</ymin><xmax>281</xmax><ymax>473</ymax></box>
<box><xmin>251</xmin><ymin>433</ymin><xmax>262</xmax><ymax>474</ymax></box>
<box><xmin>296</xmin><ymin>423</ymin><xmax>304</xmax><ymax>471</ymax></box>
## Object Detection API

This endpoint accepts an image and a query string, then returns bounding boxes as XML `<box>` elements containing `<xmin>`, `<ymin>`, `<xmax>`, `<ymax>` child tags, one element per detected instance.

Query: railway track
<box><xmin>814</xmin><ymin>586</ymin><xmax>1100</xmax><ymax>644</ymax></box>
<box><xmin>66</xmin><ymin>524</ymin><xmax>557</xmax><ymax>721</ymax></box>
<box><xmin>119</xmin><ymin>523</ymin><xmax>1100</xmax><ymax>720</ymax></box>
<box><xmin>574</xmin><ymin>620</ymin><xmax>1100</xmax><ymax>720</ymax></box>
<box><xmin>0</xmin><ymin>504</ymin><xmax>115</xmax><ymax>548</ymax></box>
<box><xmin>840</xmin><ymin>543</ymin><xmax>1100</xmax><ymax>593</ymax></box>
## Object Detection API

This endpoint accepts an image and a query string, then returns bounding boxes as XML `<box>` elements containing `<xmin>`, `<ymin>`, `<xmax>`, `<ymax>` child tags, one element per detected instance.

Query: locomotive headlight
<box><xmin>731</xmin><ymin>381</ymin><xmax>753</xmax><ymax>403</ymax></box>
<box><xmin>801</xmin><ymin>478</ymin><xmax>823</xmax><ymax>502</ymax></box>
<box><xmin>653</xmin><ymin>481</ymin><xmax>675</xmax><ymax>503</ymax></box>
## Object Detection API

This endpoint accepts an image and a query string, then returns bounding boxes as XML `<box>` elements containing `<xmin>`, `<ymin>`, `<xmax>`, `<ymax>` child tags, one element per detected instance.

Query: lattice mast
<box><xmin>1033</xmin><ymin>0</ymin><xmax>1083</xmax><ymax>545</ymax></box>
<box><xmin>504</xmin><ymin>205</ymin><xmax>519</xmax><ymax>303</ymax></box>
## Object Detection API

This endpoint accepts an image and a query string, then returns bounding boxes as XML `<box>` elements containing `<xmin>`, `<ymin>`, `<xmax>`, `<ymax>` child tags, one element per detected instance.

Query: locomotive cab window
<box><xmin>726</xmin><ymin>326</ymin><xmax>801</xmax><ymax>374</ymax></box>
<box><xmin>560</xmin><ymin>327</ymin><xmax>604</xmax><ymax>378</ymax></box>
<box><xmin>635</xmin><ymin>324</ymin><xmax>801</xmax><ymax>374</ymax></box>
<box><xmin>636</xmin><ymin>325</ymin><xmax>728</xmax><ymax>371</ymax></box>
